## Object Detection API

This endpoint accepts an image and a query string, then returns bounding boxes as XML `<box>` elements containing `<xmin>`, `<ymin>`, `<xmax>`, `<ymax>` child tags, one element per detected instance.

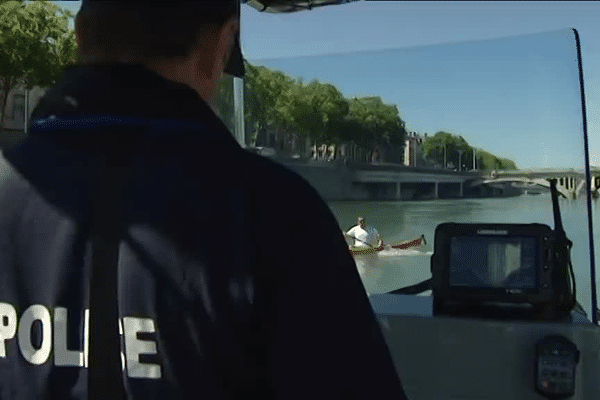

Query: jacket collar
<box><xmin>3</xmin><ymin>63</ymin><xmax>240</xmax><ymax>223</ymax></box>
<box><xmin>31</xmin><ymin>63</ymin><xmax>227</xmax><ymax>130</ymax></box>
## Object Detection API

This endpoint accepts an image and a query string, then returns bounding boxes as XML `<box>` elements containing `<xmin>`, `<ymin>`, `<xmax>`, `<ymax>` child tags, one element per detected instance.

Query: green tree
<box><xmin>498</xmin><ymin>158</ymin><xmax>517</xmax><ymax>170</ymax></box>
<box><xmin>241</xmin><ymin>63</ymin><xmax>407</xmax><ymax>160</ymax></box>
<box><xmin>347</xmin><ymin>96</ymin><xmax>406</xmax><ymax>154</ymax></box>
<box><xmin>422</xmin><ymin>131</ymin><xmax>469</xmax><ymax>168</ymax></box>
<box><xmin>277</xmin><ymin>79</ymin><xmax>350</xmax><ymax>146</ymax></box>
<box><xmin>478</xmin><ymin>152</ymin><xmax>517</xmax><ymax>171</ymax></box>
<box><xmin>0</xmin><ymin>0</ymin><xmax>76</xmax><ymax>138</ymax></box>
<box><xmin>305</xmin><ymin>80</ymin><xmax>349</xmax><ymax>143</ymax></box>
<box><xmin>347</xmin><ymin>97</ymin><xmax>376</xmax><ymax>148</ymax></box>
<box><xmin>477</xmin><ymin>150</ymin><xmax>501</xmax><ymax>170</ymax></box>
<box><xmin>243</xmin><ymin>63</ymin><xmax>296</xmax><ymax>146</ymax></box>
<box><xmin>423</xmin><ymin>132</ymin><xmax>516</xmax><ymax>170</ymax></box>
<box><xmin>277</xmin><ymin>81</ymin><xmax>322</xmax><ymax>146</ymax></box>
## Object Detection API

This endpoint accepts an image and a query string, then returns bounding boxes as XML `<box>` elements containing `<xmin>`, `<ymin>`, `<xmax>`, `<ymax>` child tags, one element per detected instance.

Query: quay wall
<box><xmin>276</xmin><ymin>158</ymin><xmax>521</xmax><ymax>201</ymax></box>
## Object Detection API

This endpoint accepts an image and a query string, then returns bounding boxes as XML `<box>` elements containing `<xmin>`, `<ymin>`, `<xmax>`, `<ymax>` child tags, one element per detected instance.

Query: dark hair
<box><xmin>76</xmin><ymin>2</ymin><xmax>238</xmax><ymax>61</ymax></box>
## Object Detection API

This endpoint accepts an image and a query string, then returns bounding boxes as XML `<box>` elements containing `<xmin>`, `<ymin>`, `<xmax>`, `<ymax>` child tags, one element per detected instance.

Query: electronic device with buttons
<box><xmin>535</xmin><ymin>335</ymin><xmax>580</xmax><ymax>398</ymax></box>
<box><xmin>431</xmin><ymin>222</ymin><xmax>575</xmax><ymax>321</ymax></box>
<box><xmin>431</xmin><ymin>179</ymin><xmax>576</xmax><ymax>321</ymax></box>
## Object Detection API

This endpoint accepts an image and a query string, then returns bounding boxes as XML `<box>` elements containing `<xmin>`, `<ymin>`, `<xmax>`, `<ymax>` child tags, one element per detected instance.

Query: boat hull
<box><xmin>349</xmin><ymin>235</ymin><xmax>425</xmax><ymax>255</ymax></box>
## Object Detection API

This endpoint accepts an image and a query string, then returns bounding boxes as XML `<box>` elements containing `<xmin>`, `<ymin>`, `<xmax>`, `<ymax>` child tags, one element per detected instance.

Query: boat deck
<box><xmin>368</xmin><ymin>293</ymin><xmax>600</xmax><ymax>399</ymax></box>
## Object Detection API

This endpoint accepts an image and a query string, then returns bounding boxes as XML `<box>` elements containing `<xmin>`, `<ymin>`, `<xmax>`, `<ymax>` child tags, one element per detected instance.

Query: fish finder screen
<box><xmin>449</xmin><ymin>236</ymin><xmax>538</xmax><ymax>289</ymax></box>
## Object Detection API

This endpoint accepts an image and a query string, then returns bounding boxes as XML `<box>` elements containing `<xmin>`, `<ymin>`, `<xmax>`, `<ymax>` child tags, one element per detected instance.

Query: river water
<box><xmin>327</xmin><ymin>194</ymin><xmax>600</xmax><ymax>317</ymax></box>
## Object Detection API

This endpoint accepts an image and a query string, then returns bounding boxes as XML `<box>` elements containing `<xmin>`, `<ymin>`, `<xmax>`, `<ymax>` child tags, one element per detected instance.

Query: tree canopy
<box><xmin>346</xmin><ymin>96</ymin><xmax>406</xmax><ymax>148</ymax></box>
<box><xmin>0</xmin><ymin>0</ymin><xmax>76</xmax><ymax>137</ymax></box>
<box><xmin>228</xmin><ymin>61</ymin><xmax>408</xmax><ymax>154</ymax></box>
<box><xmin>215</xmin><ymin>62</ymin><xmax>513</xmax><ymax>168</ymax></box>
<box><xmin>243</xmin><ymin>64</ymin><xmax>297</xmax><ymax>144</ymax></box>
<box><xmin>422</xmin><ymin>131</ymin><xmax>517</xmax><ymax>170</ymax></box>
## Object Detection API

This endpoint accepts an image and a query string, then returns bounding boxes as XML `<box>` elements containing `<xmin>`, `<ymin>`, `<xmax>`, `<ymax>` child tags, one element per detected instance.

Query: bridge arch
<box><xmin>477</xmin><ymin>177</ymin><xmax>571</xmax><ymax>198</ymax></box>
<box><xmin>481</xmin><ymin>168</ymin><xmax>600</xmax><ymax>199</ymax></box>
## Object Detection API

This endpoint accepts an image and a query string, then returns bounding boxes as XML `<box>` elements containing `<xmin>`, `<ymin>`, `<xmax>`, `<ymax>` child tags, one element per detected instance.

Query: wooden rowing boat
<box><xmin>349</xmin><ymin>234</ymin><xmax>426</xmax><ymax>255</ymax></box>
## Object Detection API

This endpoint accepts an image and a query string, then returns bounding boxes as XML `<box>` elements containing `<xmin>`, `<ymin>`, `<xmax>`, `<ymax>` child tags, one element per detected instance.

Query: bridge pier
<box><xmin>575</xmin><ymin>179</ymin><xmax>586</xmax><ymax>199</ymax></box>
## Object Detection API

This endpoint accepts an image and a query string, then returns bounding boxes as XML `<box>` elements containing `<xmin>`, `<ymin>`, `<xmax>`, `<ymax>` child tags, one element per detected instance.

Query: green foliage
<box><xmin>423</xmin><ymin>131</ymin><xmax>517</xmax><ymax>170</ymax></box>
<box><xmin>477</xmin><ymin>151</ymin><xmax>518</xmax><ymax>170</ymax></box>
<box><xmin>216</xmin><ymin>61</ymin><xmax>512</xmax><ymax>167</ymax></box>
<box><xmin>243</xmin><ymin>63</ymin><xmax>296</xmax><ymax>145</ymax></box>
<box><xmin>498</xmin><ymin>158</ymin><xmax>517</xmax><ymax>170</ymax></box>
<box><xmin>347</xmin><ymin>97</ymin><xmax>406</xmax><ymax>147</ymax></box>
<box><xmin>422</xmin><ymin>131</ymin><xmax>469</xmax><ymax>168</ymax></box>
<box><xmin>477</xmin><ymin>150</ymin><xmax>502</xmax><ymax>170</ymax></box>
<box><xmin>0</xmin><ymin>1</ymin><xmax>76</xmax><ymax>89</ymax></box>
<box><xmin>279</xmin><ymin>81</ymin><xmax>322</xmax><ymax>142</ymax></box>
<box><xmin>0</xmin><ymin>0</ymin><xmax>77</xmax><ymax>136</ymax></box>
<box><xmin>235</xmin><ymin>62</ymin><xmax>407</xmax><ymax>157</ymax></box>
<box><xmin>276</xmin><ymin>79</ymin><xmax>350</xmax><ymax>144</ymax></box>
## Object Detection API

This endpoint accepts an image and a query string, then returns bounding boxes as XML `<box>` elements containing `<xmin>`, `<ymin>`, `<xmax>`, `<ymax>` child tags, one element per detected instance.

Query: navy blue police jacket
<box><xmin>0</xmin><ymin>64</ymin><xmax>407</xmax><ymax>399</ymax></box>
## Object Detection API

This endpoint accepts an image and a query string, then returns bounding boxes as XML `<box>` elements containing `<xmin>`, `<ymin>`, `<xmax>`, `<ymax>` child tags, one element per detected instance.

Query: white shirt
<box><xmin>346</xmin><ymin>225</ymin><xmax>379</xmax><ymax>247</ymax></box>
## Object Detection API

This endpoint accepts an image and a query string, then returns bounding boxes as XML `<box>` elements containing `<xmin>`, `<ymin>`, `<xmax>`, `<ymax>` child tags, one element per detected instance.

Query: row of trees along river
<box><xmin>0</xmin><ymin>1</ymin><xmax>516</xmax><ymax>171</ymax></box>
<box><xmin>215</xmin><ymin>65</ymin><xmax>517</xmax><ymax>170</ymax></box>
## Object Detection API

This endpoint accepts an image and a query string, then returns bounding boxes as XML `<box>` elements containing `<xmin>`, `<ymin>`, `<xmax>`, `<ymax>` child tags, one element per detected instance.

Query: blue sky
<box><xmin>252</xmin><ymin>29</ymin><xmax>582</xmax><ymax>169</ymax></box>
<box><xmin>55</xmin><ymin>1</ymin><xmax>600</xmax><ymax>168</ymax></box>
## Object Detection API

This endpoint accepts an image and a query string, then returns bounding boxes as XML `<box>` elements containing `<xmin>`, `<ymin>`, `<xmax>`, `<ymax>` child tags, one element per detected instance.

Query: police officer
<box><xmin>0</xmin><ymin>1</ymin><xmax>408</xmax><ymax>399</ymax></box>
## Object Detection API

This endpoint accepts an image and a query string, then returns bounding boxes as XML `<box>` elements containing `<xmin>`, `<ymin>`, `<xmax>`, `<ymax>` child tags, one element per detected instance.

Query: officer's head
<box><xmin>75</xmin><ymin>1</ymin><xmax>239</xmax><ymax>106</ymax></box>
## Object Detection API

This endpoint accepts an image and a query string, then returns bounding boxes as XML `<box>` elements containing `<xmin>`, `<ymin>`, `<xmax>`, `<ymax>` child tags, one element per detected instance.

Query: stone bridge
<box><xmin>281</xmin><ymin>159</ymin><xmax>600</xmax><ymax>201</ymax></box>
<box><xmin>478</xmin><ymin>168</ymin><xmax>600</xmax><ymax>199</ymax></box>
<box><xmin>282</xmin><ymin>160</ymin><xmax>516</xmax><ymax>200</ymax></box>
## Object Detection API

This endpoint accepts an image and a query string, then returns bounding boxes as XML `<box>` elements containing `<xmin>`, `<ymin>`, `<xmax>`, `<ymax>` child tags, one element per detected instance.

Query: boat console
<box><xmin>370</xmin><ymin>180</ymin><xmax>600</xmax><ymax>399</ymax></box>
<box><xmin>369</xmin><ymin>293</ymin><xmax>600</xmax><ymax>400</ymax></box>
<box><xmin>431</xmin><ymin>222</ymin><xmax>574</xmax><ymax>322</ymax></box>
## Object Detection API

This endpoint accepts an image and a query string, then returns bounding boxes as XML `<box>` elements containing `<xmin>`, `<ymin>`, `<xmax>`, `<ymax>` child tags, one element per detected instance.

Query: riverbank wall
<box><xmin>277</xmin><ymin>157</ymin><xmax>523</xmax><ymax>201</ymax></box>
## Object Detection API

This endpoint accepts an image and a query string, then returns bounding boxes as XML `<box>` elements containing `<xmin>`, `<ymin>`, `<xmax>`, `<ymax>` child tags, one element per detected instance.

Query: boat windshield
<box><xmin>215</xmin><ymin>3</ymin><xmax>599</xmax><ymax>318</ymax></box>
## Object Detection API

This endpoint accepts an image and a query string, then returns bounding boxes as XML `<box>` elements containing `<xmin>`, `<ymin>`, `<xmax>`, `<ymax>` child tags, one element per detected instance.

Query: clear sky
<box><xmin>252</xmin><ymin>29</ymin><xmax>583</xmax><ymax>169</ymax></box>
<box><xmin>55</xmin><ymin>1</ymin><xmax>600</xmax><ymax>168</ymax></box>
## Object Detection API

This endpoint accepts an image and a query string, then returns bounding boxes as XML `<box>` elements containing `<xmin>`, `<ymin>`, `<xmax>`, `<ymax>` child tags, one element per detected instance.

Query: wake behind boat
<box><xmin>350</xmin><ymin>235</ymin><xmax>426</xmax><ymax>255</ymax></box>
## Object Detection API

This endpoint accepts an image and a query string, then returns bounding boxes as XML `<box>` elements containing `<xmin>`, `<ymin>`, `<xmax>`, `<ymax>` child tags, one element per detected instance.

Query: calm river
<box><xmin>327</xmin><ymin>194</ymin><xmax>600</xmax><ymax>316</ymax></box>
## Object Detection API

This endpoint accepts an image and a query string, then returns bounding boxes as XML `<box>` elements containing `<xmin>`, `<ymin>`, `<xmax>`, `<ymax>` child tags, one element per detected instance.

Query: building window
<box><xmin>11</xmin><ymin>94</ymin><xmax>25</xmax><ymax>122</ymax></box>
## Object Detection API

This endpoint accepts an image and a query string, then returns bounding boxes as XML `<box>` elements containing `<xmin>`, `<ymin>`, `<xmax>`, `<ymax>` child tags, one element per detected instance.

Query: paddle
<box><xmin>347</xmin><ymin>235</ymin><xmax>374</xmax><ymax>248</ymax></box>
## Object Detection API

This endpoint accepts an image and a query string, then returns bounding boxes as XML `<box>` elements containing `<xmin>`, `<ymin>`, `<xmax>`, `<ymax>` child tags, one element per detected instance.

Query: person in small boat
<box><xmin>346</xmin><ymin>217</ymin><xmax>383</xmax><ymax>247</ymax></box>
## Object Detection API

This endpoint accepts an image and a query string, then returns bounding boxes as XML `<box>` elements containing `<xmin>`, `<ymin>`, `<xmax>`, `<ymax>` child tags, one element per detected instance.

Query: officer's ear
<box><xmin>192</xmin><ymin>17</ymin><xmax>238</xmax><ymax>82</ymax></box>
<box><xmin>189</xmin><ymin>16</ymin><xmax>239</xmax><ymax>107</ymax></box>
<box><xmin>213</xmin><ymin>17</ymin><xmax>239</xmax><ymax>78</ymax></box>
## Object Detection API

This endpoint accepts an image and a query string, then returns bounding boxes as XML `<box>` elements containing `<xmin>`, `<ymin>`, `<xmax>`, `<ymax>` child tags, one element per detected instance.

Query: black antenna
<box><xmin>549</xmin><ymin>179</ymin><xmax>564</xmax><ymax>233</ymax></box>
<box><xmin>573</xmin><ymin>28</ymin><xmax>598</xmax><ymax>325</ymax></box>
<box><xmin>549</xmin><ymin>179</ymin><xmax>576</xmax><ymax>316</ymax></box>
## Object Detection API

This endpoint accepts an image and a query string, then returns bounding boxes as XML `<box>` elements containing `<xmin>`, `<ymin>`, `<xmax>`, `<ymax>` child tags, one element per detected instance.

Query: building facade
<box><xmin>0</xmin><ymin>85</ymin><xmax>46</xmax><ymax>149</ymax></box>
<box><xmin>403</xmin><ymin>131</ymin><xmax>426</xmax><ymax>167</ymax></box>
